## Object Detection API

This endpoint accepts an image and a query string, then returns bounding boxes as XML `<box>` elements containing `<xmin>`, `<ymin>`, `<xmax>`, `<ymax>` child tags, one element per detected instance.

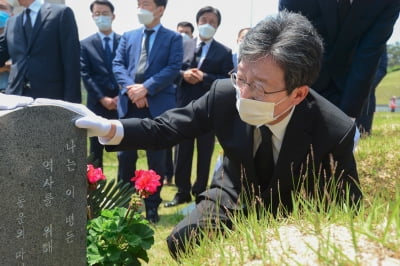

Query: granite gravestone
<box><xmin>0</xmin><ymin>104</ymin><xmax>86</xmax><ymax>265</ymax></box>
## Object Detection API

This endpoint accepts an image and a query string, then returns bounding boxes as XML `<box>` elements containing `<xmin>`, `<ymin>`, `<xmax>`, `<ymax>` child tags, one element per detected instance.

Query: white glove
<box><xmin>75</xmin><ymin>116</ymin><xmax>112</xmax><ymax>137</ymax></box>
<box><xmin>0</xmin><ymin>93</ymin><xmax>34</xmax><ymax>110</ymax></box>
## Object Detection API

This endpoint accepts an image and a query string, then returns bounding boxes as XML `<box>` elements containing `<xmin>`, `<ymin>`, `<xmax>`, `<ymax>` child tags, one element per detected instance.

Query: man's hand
<box><xmin>75</xmin><ymin>116</ymin><xmax>114</xmax><ymax>137</ymax></box>
<box><xmin>100</xmin><ymin>96</ymin><xmax>117</xmax><ymax>110</ymax></box>
<box><xmin>0</xmin><ymin>93</ymin><xmax>34</xmax><ymax>110</ymax></box>
<box><xmin>183</xmin><ymin>68</ymin><xmax>204</xmax><ymax>84</ymax></box>
<box><xmin>126</xmin><ymin>84</ymin><xmax>149</xmax><ymax>109</ymax></box>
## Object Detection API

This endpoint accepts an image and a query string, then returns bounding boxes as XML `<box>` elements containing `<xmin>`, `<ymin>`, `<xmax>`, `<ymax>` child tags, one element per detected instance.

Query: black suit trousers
<box><xmin>174</xmin><ymin>131</ymin><xmax>215</xmax><ymax>196</ymax></box>
<box><xmin>117</xmin><ymin>105</ymin><xmax>166</xmax><ymax>208</ymax></box>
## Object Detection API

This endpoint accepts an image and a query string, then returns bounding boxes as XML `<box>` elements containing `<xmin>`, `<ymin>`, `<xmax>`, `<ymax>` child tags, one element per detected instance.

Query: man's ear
<box><xmin>291</xmin><ymin>85</ymin><xmax>309</xmax><ymax>105</ymax></box>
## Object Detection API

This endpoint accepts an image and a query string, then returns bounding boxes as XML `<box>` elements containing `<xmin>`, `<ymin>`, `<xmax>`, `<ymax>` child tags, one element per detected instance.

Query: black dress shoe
<box><xmin>164</xmin><ymin>194</ymin><xmax>192</xmax><ymax>208</ymax></box>
<box><xmin>146</xmin><ymin>207</ymin><xmax>159</xmax><ymax>223</ymax></box>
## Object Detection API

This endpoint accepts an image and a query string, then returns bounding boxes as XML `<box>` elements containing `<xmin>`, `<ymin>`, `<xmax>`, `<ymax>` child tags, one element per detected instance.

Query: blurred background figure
<box><xmin>80</xmin><ymin>0</ymin><xmax>120</xmax><ymax>169</ymax></box>
<box><xmin>389</xmin><ymin>96</ymin><xmax>397</xmax><ymax>112</ymax></box>
<box><xmin>0</xmin><ymin>0</ymin><xmax>13</xmax><ymax>93</ymax></box>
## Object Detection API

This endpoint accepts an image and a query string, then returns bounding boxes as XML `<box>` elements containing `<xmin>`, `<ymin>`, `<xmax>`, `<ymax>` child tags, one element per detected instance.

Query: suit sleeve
<box><xmin>339</xmin><ymin>2</ymin><xmax>399</xmax><ymax>117</ymax></box>
<box><xmin>202</xmin><ymin>46</ymin><xmax>233</xmax><ymax>90</ymax></box>
<box><xmin>59</xmin><ymin>7</ymin><xmax>81</xmax><ymax>103</ymax></box>
<box><xmin>112</xmin><ymin>32</ymin><xmax>134</xmax><ymax>96</ymax></box>
<box><xmin>80</xmin><ymin>41</ymin><xmax>105</xmax><ymax>100</ymax></box>
<box><xmin>143</xmin><ymin>33</ymin><xmax>183</xmax><ymax>96</ymax></box>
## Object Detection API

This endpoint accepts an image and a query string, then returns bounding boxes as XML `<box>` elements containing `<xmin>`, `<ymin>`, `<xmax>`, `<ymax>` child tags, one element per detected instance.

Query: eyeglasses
<box><xmin>230</xmin><ymin>72</ymin><xmax>286</xmax><ymax>101</ymax></box>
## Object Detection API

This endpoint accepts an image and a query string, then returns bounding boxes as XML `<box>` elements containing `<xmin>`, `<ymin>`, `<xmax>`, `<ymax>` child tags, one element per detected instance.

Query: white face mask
<box><xmin>94</xmin><ymin>16</ymin><xmax>112</xmax><ymax>32</ymax></box>
<box><xmin>137</xmin><ymin>8</ymin><xmax>154</xmax><ymax>25</ymax></box>
<box><xmin>180</xmin><ymin>32</ymin><xmax>191</xmax><ymax>42</ymax></box>
<box><xmin>235</xmin><ymin>89</ymin><xmax>292</xmax><ymax>126</ymax></box>
<box><xmin>198</xmin><ymin>24</ymin><xmax>216</xmax><ymax>39</ymax></box>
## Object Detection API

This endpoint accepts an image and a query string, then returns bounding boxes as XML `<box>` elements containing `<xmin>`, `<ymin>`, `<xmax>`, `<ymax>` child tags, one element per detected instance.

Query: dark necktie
<box><xmin>104</xmin><ymin>36</ymin><xmax>112</xmax><ymax>68</ymax></box>
<box><xmin>24</xmin><ymin>8</ymin><xmax>33</xmax><ymax>42</ymax></box>
<box><xmin>135</xmin><ymin>29</ymin><xmax>154</xmax><ymax>83</ymax></box>
<box><xmin>254</xmin><ymin>126</ymin><xmax>274</xmax><ymax>192</ymax></box>
<box><xmin>338</xmin><ymin>0</ymin><xmax>351</xmax><ymax>26</ymax></box>
<box><xmin>191</xmin><ymin>42</ymin><xmax>205</xmax><ymax>68</ymax></box>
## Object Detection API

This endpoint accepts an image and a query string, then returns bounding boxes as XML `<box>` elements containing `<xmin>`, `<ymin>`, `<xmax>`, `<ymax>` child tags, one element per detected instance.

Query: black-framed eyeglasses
<box><xmin>230</xmin><ymin>72</ymin><xmax>286</xmax><ymax>101</ymax></box>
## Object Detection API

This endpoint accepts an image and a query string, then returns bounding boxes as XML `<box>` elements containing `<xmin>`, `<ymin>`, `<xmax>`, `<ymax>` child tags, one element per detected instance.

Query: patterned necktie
<box><xmin>254</xmin><ymin>126</ymin><xmax>274</xmax><ymax>192</ymax></box>
<box><xmin>103</xmin><ymin>37</ymin><xmax>112</xmax><ymax>68</ymax></box>
<box><xmin>135</xmin><ymin>29</ymin><xmax>155</xmax><ymax>83</ymax></box>
<box><xmin>191</xmin><ymin>42</ymin><xmax>205</xmax><ymax>68</ymax></box>
<box><xmin>24</xmin><ymin>8</ymin><xmax>33</xmax><ymax>42</ymax></box>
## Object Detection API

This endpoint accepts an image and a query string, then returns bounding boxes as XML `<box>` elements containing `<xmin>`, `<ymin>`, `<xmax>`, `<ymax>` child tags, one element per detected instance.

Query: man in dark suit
<box><xmin>279</xmin><ymin>0</ymin><xmax>400</xmax><ymax>119</ymax></box>
<box><xmin>112</xmin><ymin>0</ymin><xmax>182</xmax><ymax>222</ymax></box>
<box><xmin>164</xmin><ymin>6</ymin><xmax>233</xmax><ymax>208</ymax></box>
<box><xmin>75</xmin><ymin>11</ymin><xmax>362</xmax><ymax>259</ymax></box>
<box><xmin>0</xmin><ymin>0</ymin><xmax>81</xmax><ymax>103</ymax></box>
<box><xmin>81</xmin><ymin>0</ymin><xmax>120</xmax><ymax>169</ymax></box>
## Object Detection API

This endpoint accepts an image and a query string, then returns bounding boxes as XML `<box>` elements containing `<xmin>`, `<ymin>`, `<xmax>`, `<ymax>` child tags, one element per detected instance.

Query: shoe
<box><xmin>146</xmin><ymin>207</ymin><xmax>159</xmax><ymax>223</ymax></box>
<box><xmin>164</xmin><ymin>194</ymin><xmax>192</xmax><ymax>208</ymax></box>
<box><xmin>163</xmin><ymin>178</ymin><xmax>173</xmax><ymax>186</ymax></box>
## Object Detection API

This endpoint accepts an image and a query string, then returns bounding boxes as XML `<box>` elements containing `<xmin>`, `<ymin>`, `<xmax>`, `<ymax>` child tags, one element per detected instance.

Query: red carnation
<box><xmin>87</xmin><ymin>164</ymin><xmax>106</xmax><ymax>184</ymax></box>
<box><xmin>131</xmin><ymin>169</ymin><xmax>161</xmax><ymax>198</ymax></box>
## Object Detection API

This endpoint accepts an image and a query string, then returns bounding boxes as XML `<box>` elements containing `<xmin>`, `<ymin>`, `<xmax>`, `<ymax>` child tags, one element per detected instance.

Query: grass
<box><xmin>95</xmin><ymin>71</ymin><xmax>400</xmax><ymax>265</ymax></box>
<box><xmin>375</xmin><ymin>70</ymin><xmax>400</xmax><ymax>105</ymax></box>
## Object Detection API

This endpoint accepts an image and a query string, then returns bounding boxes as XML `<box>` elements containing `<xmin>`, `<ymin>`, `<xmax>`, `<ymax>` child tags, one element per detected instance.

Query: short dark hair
<box><xmin>154</xmin><ymin>0</ymin><xmax>168</xmax><ymax>7</ymax></box>
<box><xmin>196</xmin><ymin>6</ymin><xmax>221</xmax><ymax>26</ymax></box>
<box><xmin>177</xmin><ymin>21</ymin><xmax>194</xmax><ymax>34</ymax></box>
<box><xmin>240</xmin><ymin>11</ymin><xmax>323</xmax><ymax>93</ymax></box>
<box><xmin>90</xmin><ymin>0</ymin><xmax>115</xmax><ymax>13</ymax></box>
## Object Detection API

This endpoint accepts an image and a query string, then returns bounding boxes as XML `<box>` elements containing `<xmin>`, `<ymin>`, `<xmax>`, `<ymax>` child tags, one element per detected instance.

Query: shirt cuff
<box><xmin>99</xmin><ymin>120</ymin><xmax>124</xmax><ymax>145</ymax></box>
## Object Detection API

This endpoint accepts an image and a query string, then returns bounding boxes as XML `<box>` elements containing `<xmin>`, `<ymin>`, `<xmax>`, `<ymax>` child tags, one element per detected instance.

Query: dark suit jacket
<box><xmin>108</xmin><ymin>79</ymin><xmax>362</xmax><ymax>213</ymax></box>
<box><xmin>113</xmin><ymin>25</ymin><xmax>183</xmax><ymax>118</ymax></box>
<box><xmin>80</xmin><ymin>33</ymin><xmax>121</xmax><ymax>118</ymax></box>
<box><xmin>177</xmin><ymin>38</ymin><xmax>233</xmax><ymax>106</ymax></box>
<box><xmin>0</xmin><ymin>3</ymin><xmax>81</xmax><ymax>103</ymax></box>
<box><xmin>279</xmin><ymin>0</ymin><xmax>400</xmax><ymax>117</ymax></box>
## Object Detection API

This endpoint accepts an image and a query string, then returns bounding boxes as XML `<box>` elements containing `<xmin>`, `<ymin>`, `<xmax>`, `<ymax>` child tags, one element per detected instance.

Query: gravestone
<box><xmin>0</xmin><ymin>104</ymin><xmax>87</xmax><ymax>265</ymax></box>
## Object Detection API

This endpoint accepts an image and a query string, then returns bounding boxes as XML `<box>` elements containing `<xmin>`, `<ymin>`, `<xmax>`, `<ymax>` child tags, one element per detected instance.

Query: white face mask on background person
<box><xmin>137</xmin><ymin>8</ymin><xmax>154</xmax><ymax>25</ymax></box>
<box><xmin>94</xmin><ymin>15</ymin><xmax>112</xmax><ymax>32</ymax></box>
<box><xmin>198</xmin><ymin>23</ymin><xmax>216</xmax><ymax>39</ymax></box>
<box><xmin>235</xmin><ymin>89</ymin><xmax>292</xmax><ymax>126</ymax></box>
<box><xmin>180</xmin><ymin>32</ymin><xmax>191</xmax><ymax>41</ymax></box>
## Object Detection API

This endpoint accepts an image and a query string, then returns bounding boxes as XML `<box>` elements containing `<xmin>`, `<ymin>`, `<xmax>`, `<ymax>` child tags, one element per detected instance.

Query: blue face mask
<box><xmin>0</xmin><ymin>11</ymin><xmax>10</xmax><ymax>28</ymax></box>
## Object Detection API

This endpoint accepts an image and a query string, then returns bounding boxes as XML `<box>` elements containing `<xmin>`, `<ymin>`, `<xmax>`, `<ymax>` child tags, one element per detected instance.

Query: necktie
<box><xmin>338</xmin><ymin>0</ymin><xmax>351</xmax><ymax>26</ymax></box>
<box><xmin>254</xmin><ymin>126</ymin><xmax>274</xmax><ymax>192</ymax></box>
<box><xmin>191</xmin><ymin>42</ymin><xmax>205</xmax><ymax>68</ymax></box>
<box><xmin>104</xmin><ymin>37</ymin><xmax>112</xmax><ymax>68</ymax></box>
<box><xmin>24</xmin><ymin>8</ymin><xmax>33</xmax><ymax>42</ymax></box>
<box><xmin>135</xmin><ymin>29</ymin><xmax>154</xmax><ymax>83</ymax></box>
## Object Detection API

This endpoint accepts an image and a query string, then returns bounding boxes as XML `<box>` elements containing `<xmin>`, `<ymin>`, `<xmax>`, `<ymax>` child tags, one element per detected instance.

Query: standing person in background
<box><xmin>0</xmin><ymin>0</ymin><xmax>13</xmax><ymax>93</ymax></box>
<box><xmin>113</xmin><ymin>0</ymin><xmax>182</xmax><ymax>223</ymax></box>
<box><xmin>164</xmin><ymin>6</ymin><xmax>233</xmax><ymax>208</ymax></box>
<box><xmin>389</xmin><ymin>96</ymin><xmax>397</xmax><ymax>112</ymax></box>
<box><xmin>279</xmin><ymin>0</ymin><xmax>400</xmax><ymax>120</ymax></box>
<box><xmin>232</xmin><ymin>27</ymin><xmax>250</xmax><ymax>71</ymax></box>
<box><xmin>356</xmin><ymin>48</ymin><xmax>388</xmax><ymax>136</ymax></box>
<box><xmin>81</xmin><ymin>0</ymin><xmax>120</xmax><ymax>169</ymax></box>
<box><xmin>0</xmin><ymin>0</ymin><xmax>81</xmax><ymax>103</ymax></box>
<box><xmin>177</xmin><ymin>21</ymin><xmax>194</xmax><ymax>40</ymax></box>
<box><xmin>163</xmin><ymin>20</ymin><xmax>196</xmax><ymax>187</ymax></box>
